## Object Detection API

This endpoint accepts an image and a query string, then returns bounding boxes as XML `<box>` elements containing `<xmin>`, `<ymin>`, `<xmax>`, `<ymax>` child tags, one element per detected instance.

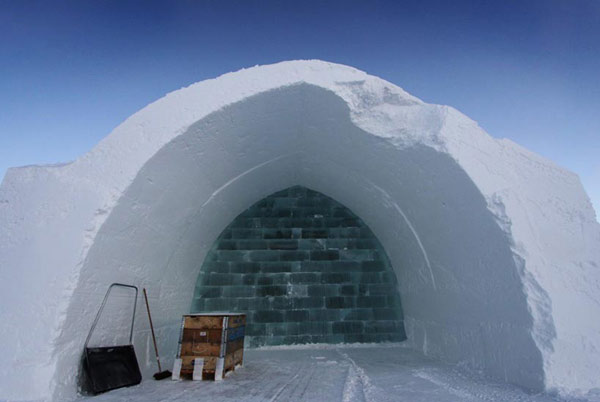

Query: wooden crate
<box><xmin>177</xmin><ymin>313</ymin><xmax>245</xmax><ymax>380</ymax></box>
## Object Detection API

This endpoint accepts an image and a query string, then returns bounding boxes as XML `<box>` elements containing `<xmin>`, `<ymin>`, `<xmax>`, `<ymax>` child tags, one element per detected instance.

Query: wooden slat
<box><xmin>225</xmin><ymin>353</ymin><xmax>235</xmax><ymax>370</ymax></box>
<box><xmin>227</xmin><ymin>315</ymin><xmax>246</xmax><ymax>328</ymax></box>
<box><xmin>181</xmin><ymin>341</ymin><xmax>221</xmax><ymax>357</ymax></box>
<box><xmin>226</xmin><ymin>325</ymin><xmax>245</xmax><ymax>342</ymax></box>
<box><xmin>226</xmin><ymin>338</ymin><xmax>244</xmax><ymax>355</ymax></box>
<box><xmin>182</xmin><ymin>328</ymin><xmax>223</xmax><ymax>344</ymax></box>
<box><xmin>181</xmin><ymin>356</ymin><xmax>218</xmax><ymax>373</ymax></box>
<box><xmin>184</xmin><ymin>316</ymin><xmax>224</xmax><ymax>329</ymax></box>
<box><xmin>233</xmin><ymin>349</ymin><xmax>244</xmax><ymax>366</ymax></box>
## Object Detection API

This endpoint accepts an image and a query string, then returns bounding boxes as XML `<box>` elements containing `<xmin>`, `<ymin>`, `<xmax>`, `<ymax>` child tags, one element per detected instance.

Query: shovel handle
<box><xmin>85</xmin><ymin>283</ymin><xmax>138</xmax><ymax>350</ymax></box>
<box><xmin>143</xmin><ymin>288</ymin><xmax>162</xmax><ymax>372</ymax></box>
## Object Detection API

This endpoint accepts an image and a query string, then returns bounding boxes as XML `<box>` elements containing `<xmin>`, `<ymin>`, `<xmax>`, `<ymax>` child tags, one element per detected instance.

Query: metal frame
<box><xmin>84</xmin><ymin>283</ymin><xmax>138</xmax><ymax>349</ymax></box>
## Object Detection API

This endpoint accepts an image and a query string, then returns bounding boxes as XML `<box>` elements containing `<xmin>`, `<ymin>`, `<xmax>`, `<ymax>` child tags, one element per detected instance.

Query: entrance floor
<box><xmin>80</xmin><ymin>344</ymin><xmax>586</xmax><ymax>402</ymax></box>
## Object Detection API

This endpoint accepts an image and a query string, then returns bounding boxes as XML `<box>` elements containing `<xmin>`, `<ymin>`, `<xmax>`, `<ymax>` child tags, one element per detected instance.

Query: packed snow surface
<box><xmin>77</xmin><ymin>344</ymin><xmax>594</xmax><ymax>402</ymax></box>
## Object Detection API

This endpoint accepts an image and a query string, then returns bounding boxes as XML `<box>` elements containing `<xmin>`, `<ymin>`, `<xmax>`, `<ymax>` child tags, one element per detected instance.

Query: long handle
<box><xmin>143</xmin><ymin>288</ymin><xmax>162</xmax><ymax>372</ymax></box>
<box><xmin>85</xmin><ymin>283</ymin><xmax>138</xmax><ymax>349</ymax></box>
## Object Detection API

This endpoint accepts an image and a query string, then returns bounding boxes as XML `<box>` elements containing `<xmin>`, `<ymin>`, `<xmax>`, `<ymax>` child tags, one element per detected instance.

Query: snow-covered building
<box><xmin>0</xmin><ymin>60</ymin><xmax>599</xmax><ymax>401</ymax></box>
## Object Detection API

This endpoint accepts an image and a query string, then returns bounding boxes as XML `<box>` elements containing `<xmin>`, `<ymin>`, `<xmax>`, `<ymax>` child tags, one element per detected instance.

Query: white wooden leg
<box><xmin>193</xmin><ymin>358</ymin><xmax>204</xmax><ymax>381</ymax></box>
<box><xmin>171</xmin><ymin>358</ymin><xmax>182</xmax><ymax>381</ymax></box>
<box><xmin>215</xmin><ymin>358</ymin><xmax>224</xmax><ymax>381</ymax></box>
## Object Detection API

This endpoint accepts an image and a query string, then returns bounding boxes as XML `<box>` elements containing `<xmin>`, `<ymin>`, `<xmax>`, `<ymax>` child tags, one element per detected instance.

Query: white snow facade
<box><xmin>0</xmin><ymin>60</ymin><xmax>599</xmax><ymax>401</ymax></box>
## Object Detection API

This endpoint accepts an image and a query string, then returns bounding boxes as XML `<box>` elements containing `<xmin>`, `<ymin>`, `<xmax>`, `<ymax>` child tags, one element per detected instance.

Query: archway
<box><xmin>53</xmin><ymin>83</ymin><xmax>542</xmax><ymax>399</ymax></box>
<box><xmin>192</xmin><ymin>185</ymin><xmax>406</xmax><ymax>346</ymax></box>
<box><xmin>2</xmin><ymin>61</ymin><xmax>598</xmax><ymax>402</ymax></box>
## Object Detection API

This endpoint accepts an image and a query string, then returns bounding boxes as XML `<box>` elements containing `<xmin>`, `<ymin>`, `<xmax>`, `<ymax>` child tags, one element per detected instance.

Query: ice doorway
<box><xmin>191</xmin><ymin>185</ymin><xmax>406</xmax><ymax>346</ymax></box>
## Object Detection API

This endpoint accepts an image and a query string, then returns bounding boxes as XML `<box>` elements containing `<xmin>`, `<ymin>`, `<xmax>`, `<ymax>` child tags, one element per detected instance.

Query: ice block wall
<box><xmin>192</xmin><ymin>185</ymin><xmax>406</xmax><ymax>346</ymax></box>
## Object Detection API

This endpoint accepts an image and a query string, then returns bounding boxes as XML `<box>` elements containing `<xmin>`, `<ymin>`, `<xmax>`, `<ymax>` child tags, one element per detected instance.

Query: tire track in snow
<box><xmin>268</xmin><ymin>373</ymin><xmax>299</xmax><ymax>402</ymax></box>
<box><xmin>287</xmin><ymin>362</ymin><xmax>317</xmax><ymax>400</ymax></box>
<box><xmin>412</xmin><ymin>369</ymin><xmax>477</xmax><ymax>401</ymax></box>
<box><xmin>341</xmin><ymin>364</ymin><xmax>367</xmax><ymax>402</ymax></box>
<box><xmin>337</xmin><ymin>349</ymin><xmax>371</xmax><ymax>402</ymax></box>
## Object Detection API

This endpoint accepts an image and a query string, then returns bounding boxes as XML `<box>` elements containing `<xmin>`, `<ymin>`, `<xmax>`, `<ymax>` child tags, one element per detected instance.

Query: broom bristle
<box><xmin>153</xmin><ymin>370</ymin><xmax>172</xmax><ymax>380</ymax></box>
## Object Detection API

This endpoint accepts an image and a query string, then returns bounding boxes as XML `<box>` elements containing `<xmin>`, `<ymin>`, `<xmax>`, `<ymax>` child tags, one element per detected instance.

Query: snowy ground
<box><xmin>78</xmin><ymin>343</ymin><xmax>596</xmax><ymax>402</ymax></box>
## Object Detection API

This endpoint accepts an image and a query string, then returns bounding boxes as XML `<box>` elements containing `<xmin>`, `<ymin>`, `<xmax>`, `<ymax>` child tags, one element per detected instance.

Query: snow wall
<box><xmin>0</xmin><ymin>60</ymin><xmax>599</xmax><ymax>401</ymax></box>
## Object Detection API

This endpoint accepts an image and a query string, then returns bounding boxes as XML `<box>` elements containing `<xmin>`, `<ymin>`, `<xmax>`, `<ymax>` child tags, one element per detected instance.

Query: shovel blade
<box><xmin>84</xmin><ymin>345</ymin><xmax>142</xmax><ymax>394</ymax></box>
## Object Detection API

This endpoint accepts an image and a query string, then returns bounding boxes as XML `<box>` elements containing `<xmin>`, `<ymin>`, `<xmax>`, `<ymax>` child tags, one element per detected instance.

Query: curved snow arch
<box><xmin>56</xmin><ymin>84</ymin><xmax>544</xmax><ymax>396</ymax></box>
<box><xmin>0</xmin><ymin>61</ymin><xmax>598</xmax><ymax>401</ymax></box>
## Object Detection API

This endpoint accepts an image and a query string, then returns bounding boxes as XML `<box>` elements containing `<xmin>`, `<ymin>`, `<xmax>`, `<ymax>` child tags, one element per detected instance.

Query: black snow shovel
<box><xmin>82</xmin><ymin>283</ymin><xmax>142</xmax><ymax>394</ymax></box>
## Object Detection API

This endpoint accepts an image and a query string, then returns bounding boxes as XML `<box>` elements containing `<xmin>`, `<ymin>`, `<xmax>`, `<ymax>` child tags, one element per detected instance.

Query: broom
<box><xmin>143</xmin><ymin>288</ymin><xmax>172</xmax><ymax>380</ymax></box>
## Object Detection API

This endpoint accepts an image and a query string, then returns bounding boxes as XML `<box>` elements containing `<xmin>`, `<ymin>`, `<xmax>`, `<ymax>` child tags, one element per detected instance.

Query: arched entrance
<box><xmin>49</xmin><ymin>81</ymin><xmax>544</xmax><ymax>398</ymax></box>
<box><xmin>46</xmin><ymin>80</ymin><xmax>544</xmax><ymax>399</ymax></box>
<box><xmin>192</xmin><ymin>185</ymin><xmax>406</xmax><ymax>346</ymax></box>
<box><xmin>3</xmin><ymin>61</ymin><xmax>598</xmax><ymax>401</ymax></box>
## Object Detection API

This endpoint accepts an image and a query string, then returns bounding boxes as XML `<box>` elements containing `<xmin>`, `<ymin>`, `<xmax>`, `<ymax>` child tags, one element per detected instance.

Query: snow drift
<box><xmin>0</xmin><ymin>60</ymin><xmax>599</xmax><ymax>401</ymax></box>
